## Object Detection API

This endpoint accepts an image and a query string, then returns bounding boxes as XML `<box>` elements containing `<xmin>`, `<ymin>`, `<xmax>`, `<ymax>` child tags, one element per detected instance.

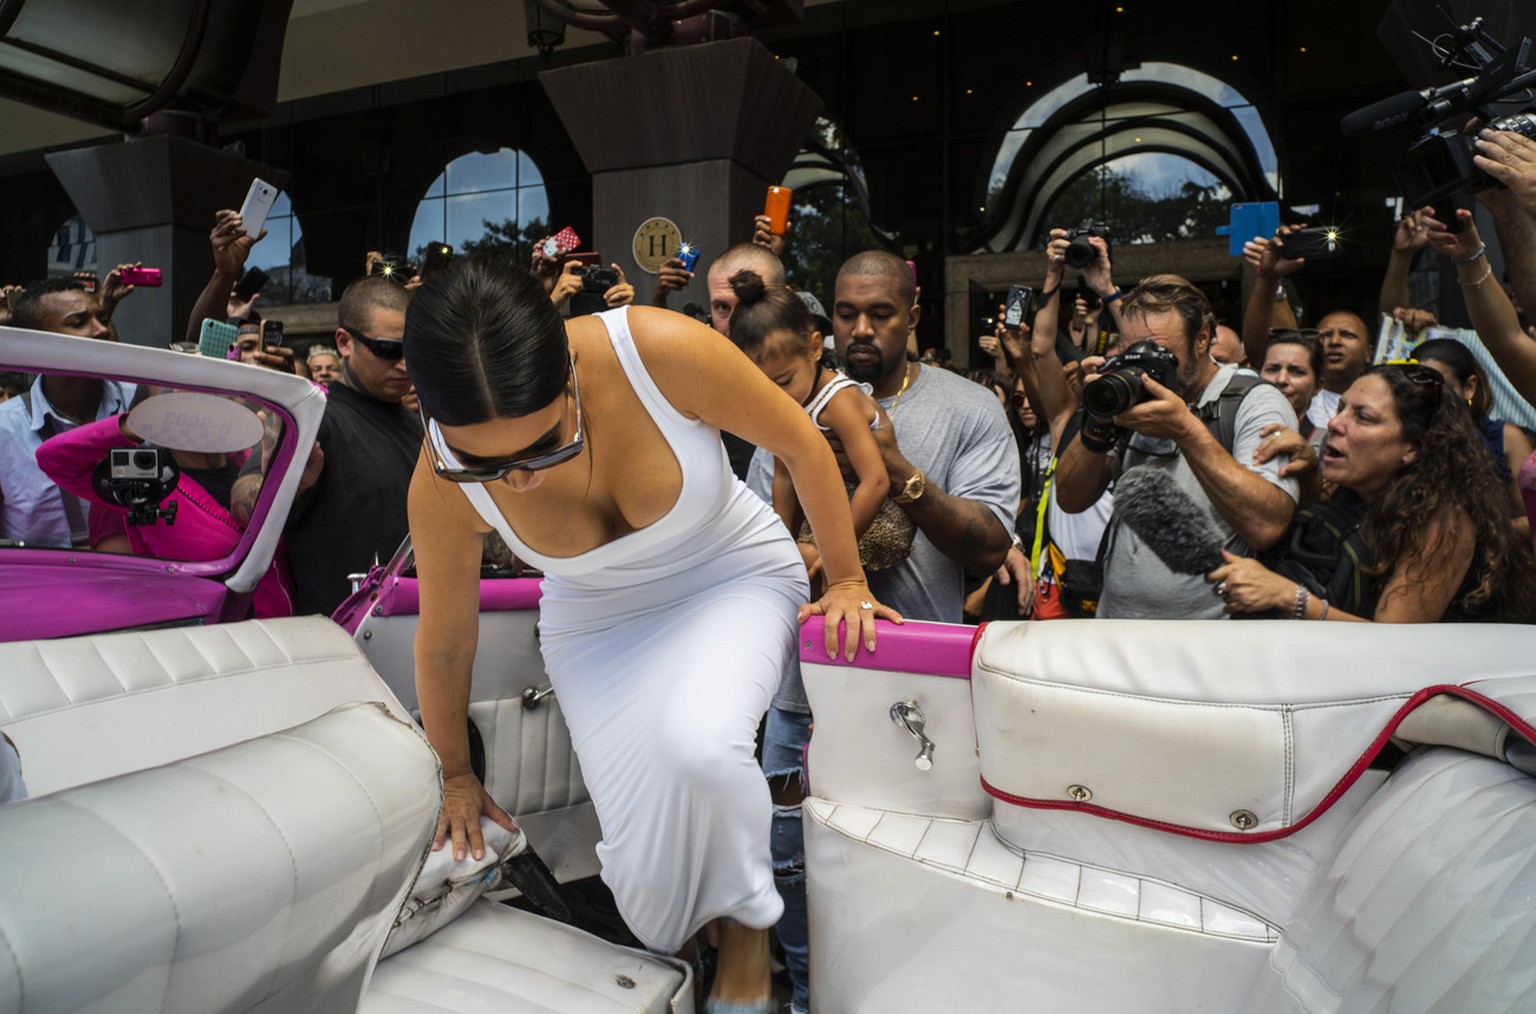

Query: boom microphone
<box><xmin>1113</xmin><ymin>466</ymin><xmax>1226</xmax><ymax>575</ymax></box>
<box><xmin>1340</xmin><ymin>77</ymin><xmax>1478</xmax><ymax>138</ymax></box>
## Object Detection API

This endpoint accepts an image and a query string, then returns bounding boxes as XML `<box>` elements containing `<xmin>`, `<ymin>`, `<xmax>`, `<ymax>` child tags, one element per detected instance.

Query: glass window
<box><xmin>1042</xmin><ymin>154</ymin><xmax>1233</xmax><ymax>246</ymax></box>
<box><xmin>47</xmin><ymin>215</ymin><xmax>97</xmax><ymax>278</ymax></box>
<box><xmin>245</xmin><ymin>192</ymin><xmax>332</xmax><ymax>305</ymax></box>
<box><xmin>409</xmin><ymin>148</ymin><xmax>550</xmax><ymax>264</ymax></box>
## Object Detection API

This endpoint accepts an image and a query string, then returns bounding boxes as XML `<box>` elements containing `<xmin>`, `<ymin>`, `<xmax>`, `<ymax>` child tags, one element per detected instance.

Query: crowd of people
<box><xmin>9</xmin><ymin>121</ymin><xmax>1536</xmax><ymax>1014</ymax></box>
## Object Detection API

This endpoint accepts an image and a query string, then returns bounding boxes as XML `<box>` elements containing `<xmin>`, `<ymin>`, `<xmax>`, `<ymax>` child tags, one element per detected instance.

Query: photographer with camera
<box><xmin>1058</xmin><ymin>222</ymin><xmax>1127</xmax><ymax>336</ymax></box>
<box><xmin>1055</xmin><ymin>274</ymin><xmax>1299</xmax><ymax>619</ymax></box>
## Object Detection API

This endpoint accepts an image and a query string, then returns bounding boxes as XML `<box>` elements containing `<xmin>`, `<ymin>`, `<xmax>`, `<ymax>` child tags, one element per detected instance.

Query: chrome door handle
<box><xmin>522</xmin><ymin>684</ymin><xmax>556</xmax><ymax>710</ymax></box>
<box><xmin>889</xmin><ymin>699</ymin><xmax>935</xmax><ymax>771</ymax></box>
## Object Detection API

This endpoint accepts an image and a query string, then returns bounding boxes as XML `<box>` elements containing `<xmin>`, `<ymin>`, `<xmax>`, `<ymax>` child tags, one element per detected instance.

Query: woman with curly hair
<box><xmin>1207</xmin><ymin>362</ymin><xmax>1536</xmax><ymax>623</ymax></box>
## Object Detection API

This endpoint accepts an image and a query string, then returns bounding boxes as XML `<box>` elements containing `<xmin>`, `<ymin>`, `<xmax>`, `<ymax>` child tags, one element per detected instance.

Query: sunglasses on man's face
<box><xmin>421</xmin><ymin>354</ymin><xmax>584</xmax><ymax>483</ymax></box>
<box><xmin>342</xmin><ymin>325</ymin><xmax>405</xmax><ymax>360</ymax></box>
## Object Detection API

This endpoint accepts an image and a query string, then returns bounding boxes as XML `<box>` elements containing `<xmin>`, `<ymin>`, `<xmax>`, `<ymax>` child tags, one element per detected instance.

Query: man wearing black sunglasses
<box><xmin>234</xmin><ymin>276</ymin><xmax>421</xmax><ymax>616</ymax></box>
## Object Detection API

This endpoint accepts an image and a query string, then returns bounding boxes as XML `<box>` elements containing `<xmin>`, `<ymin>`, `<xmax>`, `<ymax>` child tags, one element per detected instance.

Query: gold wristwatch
<box><xmin>892</xmin><ymin>469</ymin><xmax>926</xmax><ymax>505</ymax></box>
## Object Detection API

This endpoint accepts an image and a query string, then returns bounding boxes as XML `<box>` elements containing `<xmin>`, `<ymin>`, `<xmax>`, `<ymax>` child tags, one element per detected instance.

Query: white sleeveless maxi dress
<box><xmin>448</xmin><ymin>306</ymin><xmax>807</xmax><ymax>952</ymax></box>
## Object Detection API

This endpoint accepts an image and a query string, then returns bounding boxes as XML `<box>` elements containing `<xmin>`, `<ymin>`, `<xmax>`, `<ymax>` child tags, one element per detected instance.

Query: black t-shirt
<box><xmin>281</xmin><ymin>382</ymin><xmax>422</xmax><ymax>616</ymax></box>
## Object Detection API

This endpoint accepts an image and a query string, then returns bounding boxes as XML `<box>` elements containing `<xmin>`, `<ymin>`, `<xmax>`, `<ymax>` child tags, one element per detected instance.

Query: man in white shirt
<box><xmin>0</xmin><ymin>278</ymin><xmax>134</xmax><ymax>546</ymax></box>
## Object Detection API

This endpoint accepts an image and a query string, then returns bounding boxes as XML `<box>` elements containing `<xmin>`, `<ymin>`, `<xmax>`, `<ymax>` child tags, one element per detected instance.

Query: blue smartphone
<box><xmin>676</xmin><ymin>243</ymin><xmax>701</xmax><ymax>272</ymax></box>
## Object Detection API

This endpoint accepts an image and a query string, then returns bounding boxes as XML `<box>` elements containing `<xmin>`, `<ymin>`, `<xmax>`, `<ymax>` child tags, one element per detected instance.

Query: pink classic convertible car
<box><xmin>2</xmin><ymin>328</ymin><xmax>1536</xmax><ymax>1013</ymax></box>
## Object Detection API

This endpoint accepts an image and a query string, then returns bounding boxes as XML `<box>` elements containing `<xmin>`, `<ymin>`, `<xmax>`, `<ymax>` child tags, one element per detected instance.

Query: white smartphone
<box><xmin>237</xmin><ymin>178</ymin><xmax>279</xmax><ymax>239</ymax></box>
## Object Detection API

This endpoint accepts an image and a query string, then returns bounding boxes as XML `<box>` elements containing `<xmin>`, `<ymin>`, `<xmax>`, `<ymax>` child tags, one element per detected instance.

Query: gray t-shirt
<box><xmin>1098</xmin><ymin>363</ymin><xmax>1299</xmax><ymax>619</ymax></box>
<box><xmin>749</xmin><ymin>364</ymin><xmax>1021</xmax><ymax>712</ymax></box>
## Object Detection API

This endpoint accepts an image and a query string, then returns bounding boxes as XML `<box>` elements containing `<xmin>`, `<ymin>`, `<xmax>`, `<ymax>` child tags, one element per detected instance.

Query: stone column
<box><xmin>540</xmin><ymin>36</ymin><xmax>821</xmax><ymax>308</ymax></box>
<box><xmin>46</xmin><ymin>135</ymin><xmax>288</xmax><ymax>349</ymax></box>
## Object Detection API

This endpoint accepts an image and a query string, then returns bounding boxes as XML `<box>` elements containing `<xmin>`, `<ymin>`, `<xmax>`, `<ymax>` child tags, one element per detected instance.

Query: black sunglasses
<box><xmin>421</xmin><ymin>353</ymin><xmax>584</xmax><ymax>482</ymax></box>
<box><xmin>342</xmin><ymin>325</ymin><xmax>405</xmax><ymax>360</ymax></box>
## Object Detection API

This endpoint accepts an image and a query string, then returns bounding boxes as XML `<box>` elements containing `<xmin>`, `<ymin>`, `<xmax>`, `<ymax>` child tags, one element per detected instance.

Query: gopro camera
<box><xmin>99</xmin><ymin>448</ymin><xmax>179</xmax><ymax>526</ymax></box>
<box><xmin>110</xmin><ymin>447</ymin><xmax>163</xmax><ymax>481</ymax></box>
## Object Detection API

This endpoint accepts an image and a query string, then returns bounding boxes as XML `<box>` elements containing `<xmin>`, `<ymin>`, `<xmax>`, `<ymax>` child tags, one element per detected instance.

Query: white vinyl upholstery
<box><xmin>972</xmin><ymin>619</ymin><xmax>1536</xmax><ymax>836</ymax></box>
<box><xmin>0</xmin><ymin>702</ymin><xmax>440</xmax><ymax>1014</ymax></box>
<box><xmin>805</xmin><ymin>617</ymin><xmax>1536</xmax><ymax>1012</ymax></box>
<box><xmin>366</xmin><ymin>899</ymin><xmax>692</xmax><ymax>1014</ymax></box>
<box><xmin>1242</xmin><ymin>749</ymin><xmax>1536</xmax><ymax>1013</ymax></box>
<box><xmin>0</xmin><ymin>616</ymin><xmax>412</xmax><ymax>797</ymax></box>
<box><xmin>356</xmin><ymin>609</ymin><xmax>599</xmax><ymax>881</ymax></box>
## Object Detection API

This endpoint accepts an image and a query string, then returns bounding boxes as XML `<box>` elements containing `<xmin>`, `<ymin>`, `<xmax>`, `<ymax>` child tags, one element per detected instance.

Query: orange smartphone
<box><xmin>764</xmin><ymin>186</ymin><xmax>794</xmax><ymax>236</ymax></box>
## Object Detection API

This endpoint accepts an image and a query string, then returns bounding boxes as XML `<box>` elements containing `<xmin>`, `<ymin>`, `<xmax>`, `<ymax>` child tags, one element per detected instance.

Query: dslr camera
<box><xmin>1080</xmin><ymin>340</ymin><xmax>1179</xmax><ymax>452</ymax></box>
<box><xmin>1064</xmin><ymin>221</ymin><xmax>1111</xmax><ymax>270</ymax></box>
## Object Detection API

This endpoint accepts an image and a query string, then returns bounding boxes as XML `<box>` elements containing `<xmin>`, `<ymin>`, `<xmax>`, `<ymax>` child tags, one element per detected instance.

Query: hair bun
<box><xmin>729</xmin><ymin>269</ymin><xmax>767</xmax><ymax>305</ymax></box>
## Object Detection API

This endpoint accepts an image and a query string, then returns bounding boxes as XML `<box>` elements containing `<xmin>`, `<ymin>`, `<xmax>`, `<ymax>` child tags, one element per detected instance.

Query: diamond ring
<box><xmin>859</xmin><ymin>600</ymin><xmax>874</xmax><ymax>610</ymax></box>
<box><xmin>1214</xmin><ymin>582</ymin><xmax>1228</xmax><ymax>599</ymax></box>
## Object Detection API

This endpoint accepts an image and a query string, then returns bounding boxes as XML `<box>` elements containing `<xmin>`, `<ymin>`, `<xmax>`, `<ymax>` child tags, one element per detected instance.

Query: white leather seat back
<box><xmin>0</xmin><ymin>617</ymin><xmax>412</xmax><ymax>796</ymax></box>
<box><xmin>974</xmin><ymin>619</ymin><xmax>1536</xmax><ymax>839</ymax></box>
<box><xmin>356</xmin><ymin>608</ymin><xmax>589</xmax><ymax>816</ymax></box>
<box><xmin>0</xmin><ymin>702</ymin><xmax>440</xmax><ymax>1014</ymax></box>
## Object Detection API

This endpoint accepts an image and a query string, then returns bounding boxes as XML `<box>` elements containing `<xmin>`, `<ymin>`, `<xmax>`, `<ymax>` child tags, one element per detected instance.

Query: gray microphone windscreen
<box><xmin>1114</xmin><ymin>466</ymin><xmax>1227</xmax><ymax>575</ymax></box>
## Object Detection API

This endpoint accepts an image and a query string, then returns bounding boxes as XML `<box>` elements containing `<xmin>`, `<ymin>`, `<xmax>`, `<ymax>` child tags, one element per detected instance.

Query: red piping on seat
<box><xmin>981</xmin><ymin>683</ymin><xmax>1536</xmax><ymax>844</ymax></box>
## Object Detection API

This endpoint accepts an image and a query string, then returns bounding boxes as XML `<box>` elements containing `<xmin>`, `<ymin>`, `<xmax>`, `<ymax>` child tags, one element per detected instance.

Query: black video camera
<box><xmin>1064</xmin><ymin>221</ymin><xmax>1111</xmax><ymax>270</ymax></box>
<box><xmin>1080</xmin><ymin>340</ymin><xmax>1179</xmax><ymax>452</ymax></box>
<box><xmin>1341</xmin><ymin>14</ymin><xmax>1536</xmax><ymax>207</ymax></box>
<box><xmin>1396</xmin><ymin>111</ymin><xmax>1536</xmax><ymax>207</ymax></box>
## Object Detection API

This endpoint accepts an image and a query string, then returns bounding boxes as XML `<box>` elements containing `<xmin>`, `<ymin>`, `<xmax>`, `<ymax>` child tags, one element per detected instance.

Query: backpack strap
<box><xmin>1195</xmin><ymin>372</ymin><xmax>1268</xmax><ymax>453</ymax></box>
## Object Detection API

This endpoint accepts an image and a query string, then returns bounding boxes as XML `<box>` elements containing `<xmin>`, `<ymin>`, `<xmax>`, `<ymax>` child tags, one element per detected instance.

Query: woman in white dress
<box><xmin>405</xmin><ymin>258</ymin><xmax>898</xmax><ymax>1012</ymax></box>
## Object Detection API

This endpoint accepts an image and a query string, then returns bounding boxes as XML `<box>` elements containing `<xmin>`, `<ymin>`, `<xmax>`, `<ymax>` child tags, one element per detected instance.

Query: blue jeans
<box><xmin>762</xmin><ymin>705</ymin><xmax>811</xmax><ymax>1014</ymax></box>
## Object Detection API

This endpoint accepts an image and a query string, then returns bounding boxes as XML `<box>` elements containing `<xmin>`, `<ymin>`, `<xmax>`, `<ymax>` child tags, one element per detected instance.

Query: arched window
<box><xmin>408</xmin><ymin>148</ymin><xmax>549</xmax><ymax>262</ymax></box>
<box><xmin>977</xmin><ymin>63</ymin><xmax>1280</xmax><ymax>252</ymax></box>
<box><xmin>245</xmin><ymin>192</ymin><xmax>330</xmax><ymax>304</ymax></box>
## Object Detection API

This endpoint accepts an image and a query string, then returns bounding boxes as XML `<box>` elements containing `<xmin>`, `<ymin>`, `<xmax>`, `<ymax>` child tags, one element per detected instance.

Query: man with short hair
<box><xmin>1055</xmin><ymin>274</ymin><xmax>1299</xmax><ymax>619</ymax></box>
<box><xmin>707</xmin><ymin>243</ymin><xmax>788</xmax><ymax>336</ymax></box>
<box><xmin>747</xmin><ymin>249</ymin><xmax>1019</xmax><ymax>1014</ymax></box>
<box><xmin>1308</xmin><ymin>309</ymin><xmax>1372</xmax><ymax>427</ymax></box>
<box><xmin>0</xmin><ymin>278</ymin><xmax>133</xmax><ymax>546</ymax></box>
<box><xmin>233</xmin><ymin>276</ymin><xmax>419</xmax><ymax>616</ymax></box>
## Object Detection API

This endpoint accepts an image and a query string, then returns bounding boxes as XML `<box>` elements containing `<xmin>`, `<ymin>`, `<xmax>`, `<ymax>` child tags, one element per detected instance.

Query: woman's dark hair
<box><xmin>726</xmin><ymin>269</ymin><xmax>815</xmax><ymax>355</ymax></box>
<box><xmin>1413</xmin><ymin>338</ymin><xmax>1492</xmax><ymax>418</ymax></box>
<box><xmin>404</xmin><ymin>256</ymin><xmax>569</xmax><ymax>426</ymax></box>
<box><xmin>1358</xmin><ymin>363</ymin><xmax>1536</xmax><ymax>620</ymax></box>
<box><xmin>1262</xmin><ymin>330</ymin><xmax>1323</xmax><ymax>381</ymax></box>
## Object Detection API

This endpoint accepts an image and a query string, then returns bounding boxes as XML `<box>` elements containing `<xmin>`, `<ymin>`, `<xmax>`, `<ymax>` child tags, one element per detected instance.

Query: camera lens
<box><xmin>1083</xmin><ymin>369</ymin><xmax>1143</xmax><ymax>418</ymax></box>
<box><xmin>1064</xmin><ymin>237</ymin><xmax>1096</xmax><ymax>270</ymax></box>
<box><xmin>132</xmin><ymin>450</ymin><xmax>157</xmax><ymax>471</ymax></box>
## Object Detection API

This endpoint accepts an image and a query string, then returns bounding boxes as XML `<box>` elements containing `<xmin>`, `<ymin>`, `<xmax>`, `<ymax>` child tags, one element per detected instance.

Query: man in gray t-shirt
<box><xmin>1055</xmin><ymin>274</ymin><xmax>1299</xmax><ymax>618</ymax></box>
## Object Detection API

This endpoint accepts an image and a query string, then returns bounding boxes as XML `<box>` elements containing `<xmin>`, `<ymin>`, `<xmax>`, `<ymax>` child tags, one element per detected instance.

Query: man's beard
<box><xmin>841</xmin><ymin>342</ymin><xmax>885</xmax><ymax>383</ymax></box>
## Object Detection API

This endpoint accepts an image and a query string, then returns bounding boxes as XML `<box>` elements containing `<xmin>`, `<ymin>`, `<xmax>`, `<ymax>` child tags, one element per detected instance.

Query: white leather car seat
<box><xmin>0</xmin><ymin>618</ymin><xmax>690</xmax><ymax>1014</ymax></box>
<box><xmin>0</xmin><ymin>702</ymin><xmax>440</xmax><ymax>1014</ymax></box>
